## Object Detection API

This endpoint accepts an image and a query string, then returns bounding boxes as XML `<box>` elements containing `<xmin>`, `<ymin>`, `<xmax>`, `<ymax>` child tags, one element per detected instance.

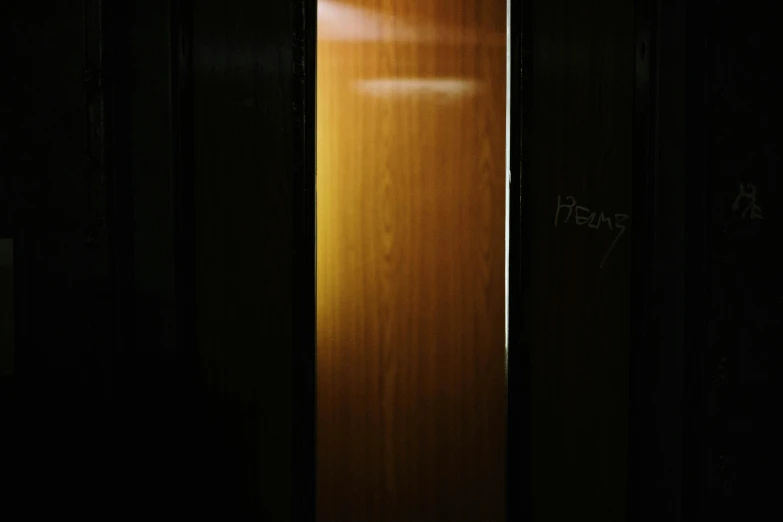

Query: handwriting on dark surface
<box><xmin>732</xmin><ymin>182</ymin><xmax>764</xmax><ymax>220</ymax></box>
<box><xmin>554</xmin><ymin>195</ymin><xmax>630</xmax><ymax>268</ymax></box>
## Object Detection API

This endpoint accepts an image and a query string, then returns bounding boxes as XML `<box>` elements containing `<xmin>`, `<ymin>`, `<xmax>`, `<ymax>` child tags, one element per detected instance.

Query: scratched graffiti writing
<box><xmin>554</xmin><ymin>195</ymin><xmax>630</xmax><ymax>268</ymax></box>
<box><xmin>732</xmin><ymin>182</ymin><xmax>764</xmax><ymax>220</ymax></box>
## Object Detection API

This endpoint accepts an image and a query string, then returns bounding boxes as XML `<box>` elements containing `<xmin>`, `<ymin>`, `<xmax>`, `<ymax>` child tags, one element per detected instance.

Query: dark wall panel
<box><xmin>628</xmin><ymin>1</ymin><xmax>687</xmax><ymax>521</ymax></box>
<box><xmin>696</xmin><ymin>3</ymin><xmax>783</xmax><ymax>519</ymax></box>
<box><xmin>4</xmin><ymin>0</ymin><xmax>309</xmax><ymax>518</ymax></box>
<box><xmin>189</xmin><ymin>0</ymin><xmax>300</xmax><ymax>517</ymax></box>
<box><xmin>3</xmin><ymin>0</ymin><xmax>113</xmax><ymax>516</ymax></box>
<box><xmin>525</xmin><ymin>1</ymin><xmax>636</xmax><ymax>520</ymax></box>
<box><xmin>103</xmin><ymin>1</ymin><xmax>203</xmax><ymax>515</ymax></box>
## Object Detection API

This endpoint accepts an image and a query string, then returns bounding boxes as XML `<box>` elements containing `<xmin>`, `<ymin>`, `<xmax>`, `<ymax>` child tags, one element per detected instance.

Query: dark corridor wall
<box><xmin>188</xmin><ymin>0</ymin><xmax>307</xmax><ymax>518</ymax></box>
<box><xmin>521</xmin><ymin>1</ymin><xmax>636</xmax><ymax>520</ymax></box>
<box><xmin>3</xmin><ymin>1</ymin><xmax>114</xmax><ymax>515</ymax></box>
<box><xmin>691</xmin><ymin>3</ymin><xmax>783</xmax><ymax>519</ymax></box>
<box><xmin>3</xmin><ymin>1</ymin><xmax>304</xmax><ymax>518</ymax></box>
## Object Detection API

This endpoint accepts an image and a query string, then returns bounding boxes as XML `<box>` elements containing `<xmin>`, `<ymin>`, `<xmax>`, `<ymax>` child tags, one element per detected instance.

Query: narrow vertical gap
<box><xmin>0</xmin><ymin>239</ymin><xmax>13</xmax><ymax>377</ymax></box>
<box><xmin>294</xmin><ymin>0</ymin><xmax>317</xmax><ymax>520</ymax></box>
<box><xmin>505</xmin><ymin>0</ymin><xmax>511</xmax><ymax>371</ymax></box>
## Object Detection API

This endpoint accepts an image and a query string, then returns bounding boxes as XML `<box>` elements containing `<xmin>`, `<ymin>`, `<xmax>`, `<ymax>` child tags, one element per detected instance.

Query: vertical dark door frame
<box><xmin>170</xmin><ymin>0</ymin><xmax>197</xmax><ymax>422</ymax></box>
<box><xmin>292</xmin><ymin>0</ymin><xmax>317</xmax><ymax>520</ymax></box>
<box><xmin>629</xmin><ymin>0</ymin><xmax>663</xmax><ymax>518</ymax></box>
<box><xmin>508</xmin><ymin>0</ymin><xmax>531</xmax><ymax>520</ymax></box>
<box><xmin>684</xmin><ymin>1</ymin><xmax>709</xmax><ymax>518</ymax></box>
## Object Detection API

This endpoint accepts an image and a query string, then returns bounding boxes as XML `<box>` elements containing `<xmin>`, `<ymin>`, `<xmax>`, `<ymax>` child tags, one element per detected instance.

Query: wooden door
<box><xmin>316</xmin><ymin>1</ymin><xmax>507</xmax><ymax>519</ymax></box>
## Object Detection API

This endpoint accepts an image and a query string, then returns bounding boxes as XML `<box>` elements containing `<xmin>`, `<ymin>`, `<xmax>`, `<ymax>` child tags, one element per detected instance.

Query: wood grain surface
<box><xmin>316</xmin><ymin>1</ymin><xmax>507</xmax><ymax>519</ymax></box>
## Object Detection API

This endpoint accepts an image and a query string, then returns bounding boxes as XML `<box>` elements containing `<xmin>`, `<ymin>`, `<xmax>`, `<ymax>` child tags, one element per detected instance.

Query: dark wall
<box><xmin>106</xmin><ymin>0</ymin><xmax>309</xmax><ymax>517</ymax></box>
<box><xmin>690</xmin><ymin>2</ymin><xmax>783</xmax><ymax>519</ymax></box>
<box><xmin>628</xmin><ymin>1</ymin><xmax>687</xmax><ymax>521</ymax></box>
<box><xmin>522</xmin><ymin>1</ymin><xmax>636</xmax><ymax>520</ymax></box>
<box><xmin>104</xmin><ymin>0</ymin><xmax>202</xmax><ymax>516</ymax></box>
<box><xmin>633</xmin><ymin>2</ymin><xmax>782</xmax><ymax>520</ymax></box>
<box><xmin>185</xmin><ymin>0</ymin><xmax>309</xmax><ymax>517</ymax></box>
<box><xmin>3</xmin><ymin>1</ymin><xmax>309</xmax><ymax>518</ymax></box>
<box><xmin>3</xmin><ymin>0</ymin><xmax>113</xmax><ymax>516</ymax></box>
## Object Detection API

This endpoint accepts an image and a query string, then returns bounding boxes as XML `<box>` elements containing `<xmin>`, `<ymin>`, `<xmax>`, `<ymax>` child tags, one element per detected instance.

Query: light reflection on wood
<box><xmin>317</xmin><ymin>1</ymin><xmax>506</xmax><ymax>520</ymax></box>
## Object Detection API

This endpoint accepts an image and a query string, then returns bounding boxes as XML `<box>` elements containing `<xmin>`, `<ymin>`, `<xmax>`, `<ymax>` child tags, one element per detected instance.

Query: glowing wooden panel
<box><xmin>317</xmin><ymin>1</ymin><xmax>507</xmax><ymax>519</ymax></box>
